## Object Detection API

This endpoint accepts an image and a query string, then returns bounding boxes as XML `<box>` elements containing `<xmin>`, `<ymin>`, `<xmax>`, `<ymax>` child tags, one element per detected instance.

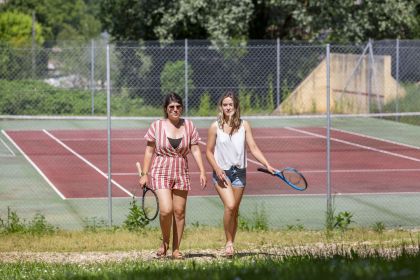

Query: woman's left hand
<box><xmin>200</xmin><ymin>171</ymin><xmax>207</xmax><ymax>189</ymax></box>
<box><xmin>266</xmin><ymin>164</ymin><xmax>277</xmax><ymax>174</ymax></box>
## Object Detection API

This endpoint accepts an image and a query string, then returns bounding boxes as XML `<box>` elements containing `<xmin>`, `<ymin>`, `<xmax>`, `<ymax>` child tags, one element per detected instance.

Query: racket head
<box><xmin>142</xmin><ymin>187</ymin><xmax>159</xmax><ymax>221</ymax></box>
<box><xmin>281</xmin><ymin>167</ymin><xmax>308</xmax><ymax>191</ymax></box>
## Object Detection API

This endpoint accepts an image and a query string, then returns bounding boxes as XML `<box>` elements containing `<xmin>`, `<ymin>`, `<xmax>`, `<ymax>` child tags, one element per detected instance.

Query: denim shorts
<box><xmin>212</xmin><ymin>166</ymin><xmax>246</xmax><ymax>188</ymax></box>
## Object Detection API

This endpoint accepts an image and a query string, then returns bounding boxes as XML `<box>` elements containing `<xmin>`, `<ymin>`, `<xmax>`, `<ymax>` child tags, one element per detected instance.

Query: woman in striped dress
<box><xmin>206</xmin><ymin>91</ymin><xmax>275</xmax><ymax>257</ymax></box>
<box><xmin>139</xmin><ymin>93</ymin><xmax>207</xmax><ymax>259</ymax></box>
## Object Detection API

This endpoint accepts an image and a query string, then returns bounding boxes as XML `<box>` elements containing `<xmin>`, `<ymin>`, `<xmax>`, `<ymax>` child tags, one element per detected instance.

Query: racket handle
<box><xmin>257</xmin><ymin>167</ymin><xmax>273</xmax><ymax>175</ymax></box>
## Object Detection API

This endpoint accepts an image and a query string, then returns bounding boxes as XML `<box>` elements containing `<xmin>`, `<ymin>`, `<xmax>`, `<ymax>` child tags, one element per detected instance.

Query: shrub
<box><xmin>123</xmin><ymin>197</ymin><xmax>149</xmax><ymax>231</ymax></box>
<box><xmin>160</xmin><ymin>61</ymin><xmax>195</xmax><ymax>99</ymax></box>
<box><xmin>0</xmin><ymin>207</ymin><xmax>57</xmax><ymax>234</ymax></box>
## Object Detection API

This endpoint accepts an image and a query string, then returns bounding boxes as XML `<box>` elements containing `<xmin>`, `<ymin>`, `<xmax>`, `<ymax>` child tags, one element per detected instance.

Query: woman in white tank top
<box><xmin>206</xmin><ymin>91</ymin><xmax>276</xmax><ymax>257</ymax></box>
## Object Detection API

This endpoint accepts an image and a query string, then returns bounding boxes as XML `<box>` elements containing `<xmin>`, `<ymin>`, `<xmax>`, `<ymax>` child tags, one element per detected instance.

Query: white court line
<box><xmin>43</xmin><ymin>129</ymin><xmax>133</xmax><ymax>197</ymax></box>
<box><xmin>331</xmin><ymin>127</ymin><xmax>420</xmax><ymax>151</ymax></box>
<box><xmin>0</xmin><ymin>132</ymin><xmax>16</xmax><ymax>157</ymax></box>
<box><xmin>1</xmin><ymin>130</ymin><xmax>65</xmax><ymax>199</ymax></box>
<box><xmin>58</xmin><ymin>135</ymin><xmax>314</xmax><ymax>142</ymax></box>
<box><xmin>59</xmin><ymin>137</ymin><xmax>144</xmax><ymax>141</ymax></box>
<box><xmin>188</xmin><ymin>191</ymin><xmax>420</xmax><ymax>198</ymax></box>
<box><xmin>286</xmin><ymin>127</ymin><xmax>420</xmax><ymax>163</ymax></box>
<box><xmin>112</xmin><ymin>168</ymin><xmax>420</xmax><ymax>176</ymax></box>
<box><xmin>66</xmin><ymin>190</ymin><xmax>420</xmax><ymax>200</ymax></box>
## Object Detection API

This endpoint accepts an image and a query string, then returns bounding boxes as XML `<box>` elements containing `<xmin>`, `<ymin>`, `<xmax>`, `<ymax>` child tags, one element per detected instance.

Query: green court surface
<box><xmin>1</xmin><ymin>115</ymin><xmax>420</xmax><ymax>230</ymax></box>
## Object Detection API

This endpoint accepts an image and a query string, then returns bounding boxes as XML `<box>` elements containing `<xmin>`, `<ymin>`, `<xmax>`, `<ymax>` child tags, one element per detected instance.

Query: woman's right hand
<box><xmin>139</xmin><ymin>175</ymin><xmax>148</xmax><ymax>188</ymax></box>
<box><xmin>215</xmin><ymin>168</ymin><xmax>226</xmax><ymax>182</ymax></box>
<box><xmin>216</xmin><ymin>168</ymin><xmax>230</xmax><ymax>188</ymax></box>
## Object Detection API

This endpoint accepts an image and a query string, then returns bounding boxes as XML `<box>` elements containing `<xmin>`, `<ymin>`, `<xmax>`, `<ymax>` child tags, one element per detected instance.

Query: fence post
<box><xmin>185</xmin><ymin>39</ymin><xmax>189</xmax><ymax>116</ymax></box>
<box><xmin>326</xmin><ymin>43</ymin><xmax>332</xmax><ymax>222</ymax></box>
<box><xmin>395</xmin><ymin>39</ymin><xmax>400</xmax><ymax>120</ymax></box>
<box><xmin>31</xmin><ymin>11</ymin><xmax>36</xmax><ymax>79</ymax></box>
<box><xmin>276</xmin><ymin>38</ymin><xmax>281</xmax><ymax>108</ymax></box>
<box><xmin>106</xmin><ymin>44</ymin><xmax>113</xmax><ymax>226</ymax></box>
<box><xmin>367</xmin><ymin>39</ymin><xmax>373</xmax><ymax>113</ymax></box>
<box><xmin>91</xmin><ymin>39</ymin><xmax>95</xmax><ymax>115</ymax></box>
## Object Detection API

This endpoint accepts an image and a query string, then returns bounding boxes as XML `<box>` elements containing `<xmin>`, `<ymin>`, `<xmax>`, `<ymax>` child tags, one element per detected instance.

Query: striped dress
<box><xmin>144</xmin><ymin>119</ymin><xmax>200</xmax><ymax>191</ymax></box>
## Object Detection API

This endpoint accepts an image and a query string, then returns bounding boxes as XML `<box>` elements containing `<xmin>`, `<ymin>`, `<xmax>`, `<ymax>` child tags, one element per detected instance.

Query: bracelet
<box><xmin>141</xmin><ymin>172</ymin><xmax>148</xmax><ymax>176</ymax></box>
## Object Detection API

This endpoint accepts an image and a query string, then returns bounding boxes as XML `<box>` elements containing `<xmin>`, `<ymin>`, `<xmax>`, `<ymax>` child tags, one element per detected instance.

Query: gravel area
<box><xmin>1</xmin><ymin>244</ymin><xmax>419</xmax><ymax>264</ymax></box>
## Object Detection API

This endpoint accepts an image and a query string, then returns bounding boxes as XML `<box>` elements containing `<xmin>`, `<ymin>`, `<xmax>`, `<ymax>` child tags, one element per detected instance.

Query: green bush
<box><xmin>0</xmin><ymin>207</ymin><xmax>57</xmax><ymax>234</ymax></box>
<box><xmin>196</xmin><ymin>92</ymin><xmax>211</xmax><ymax>116</ymax></box>
<box><xmin>0</xmin><ymin>80</ymin><xmax>154</xmax><ymax>116</ymax></box>
<box><xmin>238</xmin><ymin>205</ymin><xmax>269</xmax><ymax>231</ymax></box>
<box><xmin>123</xmin><ymin>197</ymin><xmax>149</xmax><ymax>231</ymax></box>
<box><xmin>160</xmin><ymin>61</ymin><xmax>195</xmax><ymax>99</ymax></box>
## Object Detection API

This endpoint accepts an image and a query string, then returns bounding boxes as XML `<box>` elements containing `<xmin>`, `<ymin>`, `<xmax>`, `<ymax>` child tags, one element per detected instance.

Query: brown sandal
<box><xmin>172</xmin><ymin>250</ymin><xmax>184</xmax><ymax>260</ymax></box>
<box><xmin>156</xmin><ymin>243</ymin><xmax>168</xmax><ymax>258</ymax></box>
<box><xmin>225</xmin><ymin>242</ymin><xmax>234</xmax><ymax>257</ymax></box>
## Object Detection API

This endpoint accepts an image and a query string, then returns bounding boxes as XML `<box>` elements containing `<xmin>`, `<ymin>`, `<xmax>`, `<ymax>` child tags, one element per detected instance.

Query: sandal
<box><xmin>156</xmin><ymin>242</ymin><xmax>168</xmax><ymax>258</ymax></box>
<box><xmin>172</xmin><ymin>250</ymin><xmax>184</xmax><ymax>260</ymax></box>
<box><xmin>225</xmin><ymin>242</ymin><xmax>234</xmax><ymax>257</ymax></box>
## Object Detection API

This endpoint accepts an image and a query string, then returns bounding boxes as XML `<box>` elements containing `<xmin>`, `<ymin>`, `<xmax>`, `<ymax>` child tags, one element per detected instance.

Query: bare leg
<box><xmin>155</xmin><ymin>189</ymin><xmax>173</xmax><ymax>256</ymax></box>
<box><xmin>231</xmin><ymin>187</ymin><xmax>245</xmax><ymax>243</ymax></box>
<box><xmin>215</xmin><ymin>182</ymin><xmax>236</xmax><ymax>249</ymax></box>
<box><xmin>171</xmin><ymin>189</ymin><xmax>188</xmax><ymax>258</ymax></box>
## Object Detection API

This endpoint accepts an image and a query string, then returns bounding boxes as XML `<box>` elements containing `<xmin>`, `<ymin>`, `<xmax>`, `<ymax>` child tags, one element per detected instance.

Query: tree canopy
<box><xmin>1</xmin><ymin>0</ymin><xmax>419</xmax><ymax>44</ymax></box>
<box><xmin>1</xmin><ymin>0</ymin><xmax>102</xmax><ymax>44</ymax></box>
<box><xmin>0</xmin><ymin>10</ymin><xmax>44</xmax><ymax>47</ymax></box>
<box><xmin>99</xmin><ymin>0</ymin><xmax>420</xmax><ymax>43</ymax></box>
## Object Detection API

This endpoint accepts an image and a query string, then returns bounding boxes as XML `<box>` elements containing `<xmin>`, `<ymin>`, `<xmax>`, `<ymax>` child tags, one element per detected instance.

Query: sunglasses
<box><xmin>168</xmin><ymin>105</ymin><xmax>182</xmax><ymax>110</ymax></box>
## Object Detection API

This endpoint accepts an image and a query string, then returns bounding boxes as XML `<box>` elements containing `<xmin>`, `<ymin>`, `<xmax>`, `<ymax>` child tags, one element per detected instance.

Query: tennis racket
<box><xmin>136</xmin><ymin>162</ymin><xmax>159</xmax><ymax>221</ymax></box>
<box><xmin>257</xmin><ymin>167</ymin><xmax>308</xmax><ymax>191</ymax></box>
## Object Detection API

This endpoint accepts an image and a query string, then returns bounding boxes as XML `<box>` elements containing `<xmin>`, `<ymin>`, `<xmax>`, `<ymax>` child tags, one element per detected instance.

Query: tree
<box><xmin>249</xmin><ymin>0</ymin><xmax>418</xmax><ymax>43</ymax></box>
<box><xmin>99</xmin><ymin>0</ymin><xmax>254</xmax><ymax>43</ymax></box>
<box><xmin>0</xmin><ymin>11</ymin><xmax>45</xmax><ymax>79</ymax></box>
<box><xmin>1</xmin><ymin>0</ymin><xmax>102</xmax><ymax>43</ymax></box>
<box><xmin>99</xmin><ymin>0</ymin><xmax>166</xmax><ymax>41</ymax></box>
<box><xmin>156</xmin><ymin>0</ymin><xmax>254</xmax><ymax>43</ymax></box>
<box><xmin>160</xmin><ymin>60</ymin><xmax>195</xmax><ymax>99</ymax></box>
<box><xmin>99</xmin><ymin>0</ymin><xmax>419</xmax><ymax>43</ymax></box>
<box><xmin>0</xmin><ymin>10</ymin><xmax>44</xmax><ymax>47</ymax></box>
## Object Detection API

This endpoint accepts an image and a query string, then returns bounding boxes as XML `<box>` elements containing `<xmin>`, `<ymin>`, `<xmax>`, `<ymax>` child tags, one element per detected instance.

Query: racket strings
<box><xmin>283</xmin><ymin>170</ymin><xmax>306</xmax><ymax>188</ymax></box>
<box><xmin>143</xmin><ymin>189</ymin><xmax>158</xmax><ymax>220</ymax></box>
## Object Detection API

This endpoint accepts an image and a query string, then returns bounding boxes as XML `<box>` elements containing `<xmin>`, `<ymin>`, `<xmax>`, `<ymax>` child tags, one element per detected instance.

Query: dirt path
<box><xmin>1</xmin><ymin>244</ymin><xmax>419</xmax><ymax>263</ymax></box>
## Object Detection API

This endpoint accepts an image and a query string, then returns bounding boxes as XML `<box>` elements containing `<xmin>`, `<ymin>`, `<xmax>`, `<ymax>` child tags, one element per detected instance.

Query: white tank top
<box><xmin>214</xmin><ymin>122</ymin><xmax>247</xmax><ymax>170</ymax></box>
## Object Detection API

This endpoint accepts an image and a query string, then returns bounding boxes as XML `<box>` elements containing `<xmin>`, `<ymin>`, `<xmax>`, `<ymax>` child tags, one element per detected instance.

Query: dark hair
<box><xmin>163</xmin><ymin>92</ymin><xmax>183</xmax><ymax>118</ymax></box>
<box><xmin>217</xmin><ymin>91</ymin><xmax>241</xmax><ymax>136</ymax></box>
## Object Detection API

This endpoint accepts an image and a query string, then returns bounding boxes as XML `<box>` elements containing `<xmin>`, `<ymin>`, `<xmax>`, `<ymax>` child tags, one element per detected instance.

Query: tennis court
<box><xmin>1</xmin><ymin>115</ymin><xmax>420</xmax><ymax>229</ymax></box>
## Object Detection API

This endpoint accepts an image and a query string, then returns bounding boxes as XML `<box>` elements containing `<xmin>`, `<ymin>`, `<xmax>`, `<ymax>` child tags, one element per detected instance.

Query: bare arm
<box><xmin>206</xmin><ymin>123</ymin><xmax>223</xmax><ymax>177</ymax></box>
<box><xmin>244</xmin><ymin>121</ymin><xmax>276</xmax><ymax>173</ymax></box>
<box><xmin>191</xmin><ymin>144</ymin><xmax>207</xmax><ymax>188</ymax></box>
<box><xmin>206</xmin><ymin>122</ymin><xmax>229</xmax><ymax>186</ymax></box>
<box><xmin>139</xmin><ymin>141</ymin><xmax>155</xmax><ymax>187</ymax></box>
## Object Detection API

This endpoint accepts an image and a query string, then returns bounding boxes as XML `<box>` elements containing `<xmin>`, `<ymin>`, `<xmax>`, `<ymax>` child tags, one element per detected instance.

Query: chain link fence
<box><xmin>0</xmin><ymin>40</ymin><xmax>419</xmax><ymax>230</ymax></box>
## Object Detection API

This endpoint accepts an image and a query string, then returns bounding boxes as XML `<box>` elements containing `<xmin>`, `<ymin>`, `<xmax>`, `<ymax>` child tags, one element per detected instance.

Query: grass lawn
<box><xmin>0</xmin><ymin>227</ymin><xmax>419</xmax><ymax>279</ymax></box>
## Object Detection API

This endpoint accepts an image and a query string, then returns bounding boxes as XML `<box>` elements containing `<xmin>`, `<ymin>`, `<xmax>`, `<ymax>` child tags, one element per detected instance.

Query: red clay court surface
<box><xmin>4</xmin><ymin>127</ymin><xmax>420</xmax><ymax>199</ymax></box>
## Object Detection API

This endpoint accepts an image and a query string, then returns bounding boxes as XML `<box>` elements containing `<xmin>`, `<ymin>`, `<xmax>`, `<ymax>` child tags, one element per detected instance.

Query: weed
<box><xmin>83</xmin><ymin>217</ymin><xmax>108</xmax><ymax>232</ymax></box>
<box><xmin>286</xmin><ymin>224</ymin><xmax>305</xmax><ymax>231</ymax></box>
<box><xmin>0</xmin><ymin>207</ymin><xmax>57</xmax><ymax>234</ymax></box>
<box><xmin>372</xmin><ymin>222</ymin><xmax>386</xmax><ymax>234</ymax></box>
<box><xmin>123</xmin><ymin>197</ymin><xmax>149</xmax><ymax>231</ymax></box>
<box><xmin>334</xmin><ymin>211</ymin><xmax>354</xmax><ymax>231</ymax></box>
<box><xmin>238</xmin><ymin>205</ymin><xmax>269</xmax><ymax>231</ymax></box>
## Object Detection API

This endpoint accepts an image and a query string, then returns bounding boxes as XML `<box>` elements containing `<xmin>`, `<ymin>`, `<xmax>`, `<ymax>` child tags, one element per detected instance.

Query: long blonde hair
<box><xmin>217</xmin><ymin>91</ymin><xmax>241</xmax><ymax>136</ymax></box>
